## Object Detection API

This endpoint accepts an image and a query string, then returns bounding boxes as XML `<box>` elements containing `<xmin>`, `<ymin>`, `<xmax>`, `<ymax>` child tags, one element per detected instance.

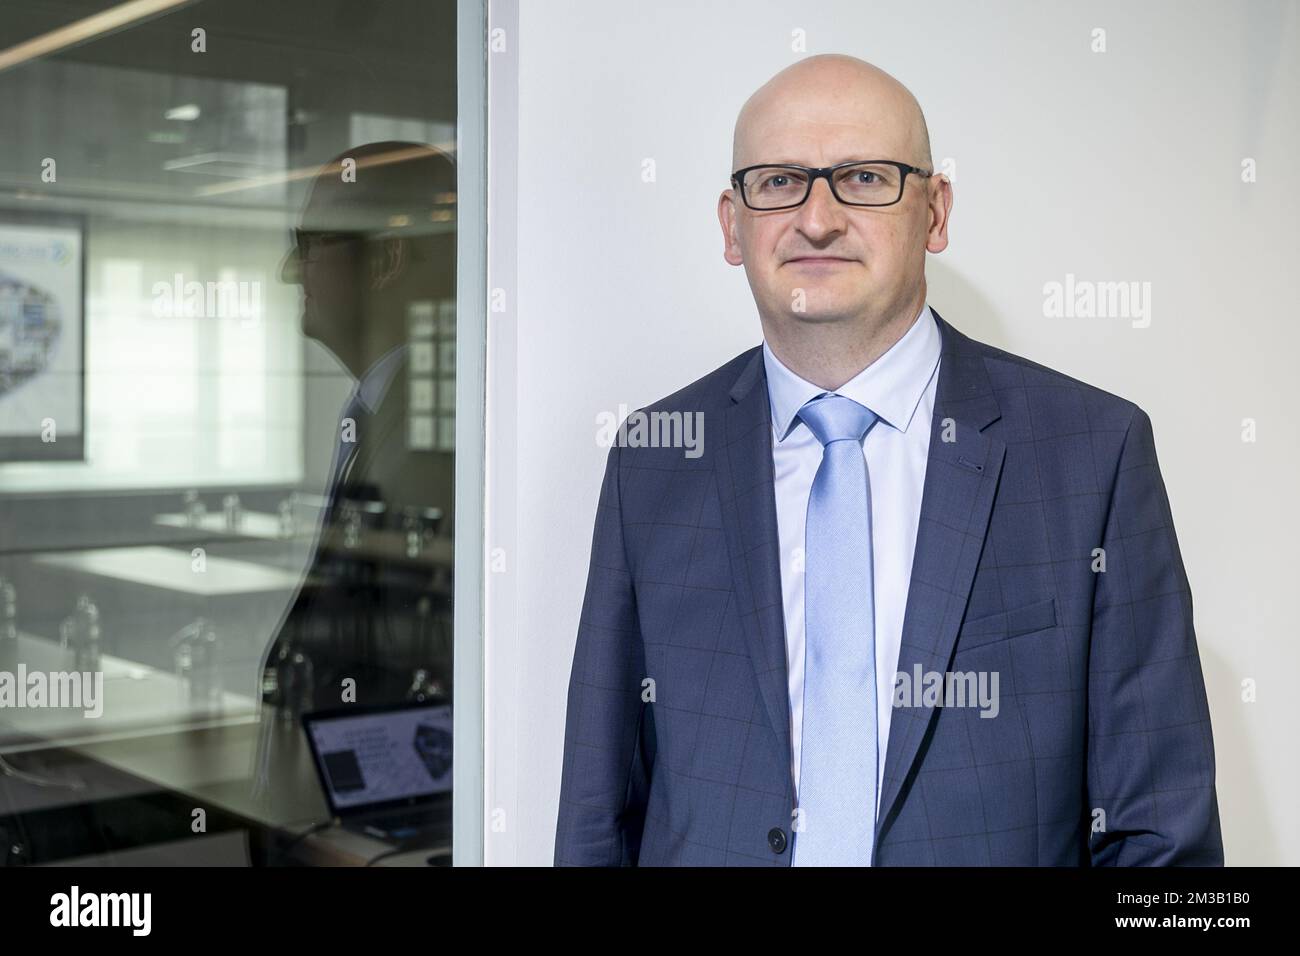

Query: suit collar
<box><xmin>761</xmin><ymin>303</ymin><xmax>942</xmax><ymax>440</ymax></box>
<box><xmin>356</xmin><ymin>342</ymin><xmax>408</xmax><ymax>414</ymax></box>
<box><xmin>733</xmin><ymin>307</ymin><xmax>1001</xmax><ymax>430</ymax></box>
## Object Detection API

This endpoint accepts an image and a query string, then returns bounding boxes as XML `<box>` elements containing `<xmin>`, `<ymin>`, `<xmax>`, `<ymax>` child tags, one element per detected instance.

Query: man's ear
<box><xmin>925</xmin><ymin>174</ymin><xmax>953</xmax><ymax>255</ymax></box>
<box><xmin>370</xmin><ymin>236</ymin><xmax>408</xmax><ymax>290</ymax></box>
<box><xmin>718</xmin><ymin>190</ymin><xmax>744</xmax><ymax>266</ymax></box>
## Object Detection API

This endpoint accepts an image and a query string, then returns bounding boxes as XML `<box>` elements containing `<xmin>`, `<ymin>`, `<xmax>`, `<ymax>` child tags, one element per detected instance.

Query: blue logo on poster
<box><xmin>0</xmin><ymin>270</ymin><xmax>63</xmax><ymax>397</ymax></box>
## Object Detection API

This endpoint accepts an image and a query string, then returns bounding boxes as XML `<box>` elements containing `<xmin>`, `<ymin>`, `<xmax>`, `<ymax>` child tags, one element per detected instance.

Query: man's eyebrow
<box><xmin>746</xmin><ymin>154</ymin><xmax>887</xmax><ymax>167</ymax></box>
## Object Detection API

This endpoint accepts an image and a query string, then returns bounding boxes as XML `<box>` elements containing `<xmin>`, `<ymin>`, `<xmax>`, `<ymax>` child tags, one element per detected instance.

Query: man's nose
<box><xmin>794</xmin><ymin>176</ymin><xmax>846</xmax><ymax>238</ymax></box>
<box><xmin>279</xmin><ymin>247</ymin><xmax>301</xmax><ymax>285</ymax></box>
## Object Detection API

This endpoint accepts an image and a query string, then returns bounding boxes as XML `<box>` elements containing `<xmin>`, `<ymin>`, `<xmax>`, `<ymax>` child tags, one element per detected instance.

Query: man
<box><xmin>251</xmin><ymin>143</ymin><xmax>457</xmax><ymax>810</ymax></box>
<box><xmin>554</xmin><ymin>55</ymin><xmax>1223</xmax><ymax>866</ymax></box>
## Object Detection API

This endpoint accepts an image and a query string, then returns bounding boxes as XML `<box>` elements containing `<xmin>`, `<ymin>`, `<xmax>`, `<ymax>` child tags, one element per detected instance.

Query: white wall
<box><xmin>485</xmin><ymin>0</ymin><xmax>1300</xmax><ymax>865</ymax></box>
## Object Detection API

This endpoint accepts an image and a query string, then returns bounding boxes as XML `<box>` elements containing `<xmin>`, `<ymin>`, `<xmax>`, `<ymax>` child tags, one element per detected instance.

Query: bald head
<box><xmin>731</xmin><ymin>54</ymin><xmax>931</xmax><ymax>173</ymax></box>
<box><xmin>718</xmin><ymin>53</ymin><xmax>952</xmax><ymax>385</ymax></box>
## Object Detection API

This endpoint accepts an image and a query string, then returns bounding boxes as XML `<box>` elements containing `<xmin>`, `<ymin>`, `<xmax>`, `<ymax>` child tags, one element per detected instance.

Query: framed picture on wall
<box><xmin>0</xmin><ymin>209</ymin><xmax>85</xmax><ymax>462</ymax></box>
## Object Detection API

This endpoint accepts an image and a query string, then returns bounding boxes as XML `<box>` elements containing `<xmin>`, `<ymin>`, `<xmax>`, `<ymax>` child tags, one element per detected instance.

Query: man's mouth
<box><xmin>786</xmin><ymin>256</ymin><xmax>856</xmax><ymax>266</ymax></box>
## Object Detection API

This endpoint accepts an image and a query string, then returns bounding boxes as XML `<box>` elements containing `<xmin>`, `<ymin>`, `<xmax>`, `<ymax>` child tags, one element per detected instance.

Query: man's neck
<box><xmin>331</xmin><ymin>333</ymin><xmax>405</xmax><ymax>383</ymax></box>
<box><xmin>762</xmin><ymin>295</ymin><xmax>926</xmax><ymax>391</ymax></box>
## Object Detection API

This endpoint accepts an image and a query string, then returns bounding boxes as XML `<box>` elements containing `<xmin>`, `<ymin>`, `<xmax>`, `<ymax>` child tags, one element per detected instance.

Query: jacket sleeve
<box><xmin>554</xmin><ymin>440</ymin><xmax>654</xmax><ymax>865</ymax></box>
<box><xmin>1087</xmin><ymin>406</ymin><xmax>1224</xmax><ymax>865</ymax></box>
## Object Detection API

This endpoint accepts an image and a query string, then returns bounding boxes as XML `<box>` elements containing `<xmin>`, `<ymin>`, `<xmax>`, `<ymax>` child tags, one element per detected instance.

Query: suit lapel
<box><xmin>713</xmin><ymin>348</ymin><xmax>796</xmax><ymax>798</ymax></box>
<box><xmin>712</xmin><ymin>311</ymin><xmax>1007</xmax><ymax>833</ymax></box>
<box><xmin>875</xmin><ymin>310</ymin><xmax>1005</xmax><ymax>844</ymax></box>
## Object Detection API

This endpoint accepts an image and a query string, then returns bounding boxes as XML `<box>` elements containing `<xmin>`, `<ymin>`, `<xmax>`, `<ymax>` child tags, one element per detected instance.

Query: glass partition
<box><xmin>0</xmin><ymin>0</ymin><xmax>461</xmax><ymax>866</ymax></box>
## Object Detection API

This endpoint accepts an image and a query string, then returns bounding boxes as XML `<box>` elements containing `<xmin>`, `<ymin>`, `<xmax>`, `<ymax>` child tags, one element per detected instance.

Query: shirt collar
<box><xmin>355</xmin><ymin>342</ymin><xmax>408</xmax><ymax>414</ymax></box>
<box><xmin>762</xmin><ymin>303</ymin><xmax>941</xmax><ymax>442</ymax></box>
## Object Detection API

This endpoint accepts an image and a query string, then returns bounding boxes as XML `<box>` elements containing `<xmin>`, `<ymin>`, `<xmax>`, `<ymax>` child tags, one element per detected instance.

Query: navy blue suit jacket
<box><xmin>555</xmin><ymin>310</ymin><xmax>1224</xmax><ymax>866</ymax></box>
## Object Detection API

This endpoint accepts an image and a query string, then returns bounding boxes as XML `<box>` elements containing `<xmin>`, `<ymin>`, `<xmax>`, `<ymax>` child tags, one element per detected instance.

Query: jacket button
<box><xmin>767</xmin><ymin>827</ymin><xmax>787</xmax><ymax>854</ymax></box>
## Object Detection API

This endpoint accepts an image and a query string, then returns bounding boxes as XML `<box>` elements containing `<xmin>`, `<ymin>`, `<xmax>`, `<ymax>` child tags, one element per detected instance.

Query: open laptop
<box><xmin>302</xmin><ymin>701</ymin><xmax>453</xmax><ymax>847</ymax></box>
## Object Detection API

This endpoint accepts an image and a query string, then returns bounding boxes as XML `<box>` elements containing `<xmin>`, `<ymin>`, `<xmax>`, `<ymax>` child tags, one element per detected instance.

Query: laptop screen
<box><xmin>304</xmin><ymin>703</ymin><xmax>453</xmax><ymax>815</ymax></box>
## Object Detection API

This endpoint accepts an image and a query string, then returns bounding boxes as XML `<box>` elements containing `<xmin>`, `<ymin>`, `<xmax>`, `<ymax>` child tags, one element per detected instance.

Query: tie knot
<box><xmin>797</xmin><ymin>393</ymin><xmax>877</xmax><ymax>447</ymax></box>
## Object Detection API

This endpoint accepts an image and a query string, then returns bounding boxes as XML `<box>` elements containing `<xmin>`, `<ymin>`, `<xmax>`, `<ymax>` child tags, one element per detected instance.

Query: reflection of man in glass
<box><xmin>256</xmin><ymin>142</ymin><xmax>456</xmax><ymax>798</ymax></box>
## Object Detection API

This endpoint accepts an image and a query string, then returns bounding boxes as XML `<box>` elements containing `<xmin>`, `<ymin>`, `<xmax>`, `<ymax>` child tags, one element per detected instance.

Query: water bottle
<box><xmin>342</xmin><ymin>503</ymin><xmax>361</xmax><ymax>549</ymax></box>
<box><xmin>183</xmin><ymin>489</ymin><xmax>206</xmax><ymax>529</ymax></box>
<box><xmin>277</xmin><ymin>494</ymin><xmax>297</xmax><ymax>538</ymax></box>
<box><xmin>174</xmin><ymin>618</ymin><xmax>223</xmax><ymax>711</ymax></box>
<box><xmin>275</xmin><ymin>643</ymin><xmax>315</xmax><ymax>722</ymax></box>
<box><xmin>0</xmin><ymin>576</ymin><xmax>17</xmax><ymax>673</ymax></box>
<box><xmin>403</xmin><ymin>507</ymin><xmax>422</xmax><ymax>558</ymax></box>
<box><xmin>222</xmin><ymin>492</ymin><xmax>242</xmax><ymax>532</ymax></box>
<box><xmin>60</xmin><ymin>594</ymin><xmax>101</xmax><ymax>672</ymax></box>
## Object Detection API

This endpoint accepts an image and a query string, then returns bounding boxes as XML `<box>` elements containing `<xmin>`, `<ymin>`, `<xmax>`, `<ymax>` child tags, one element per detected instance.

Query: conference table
<box><xmin>0</xmin><ymin>632</ymin><xmax>446</xmax><ymax>866</ymax></box>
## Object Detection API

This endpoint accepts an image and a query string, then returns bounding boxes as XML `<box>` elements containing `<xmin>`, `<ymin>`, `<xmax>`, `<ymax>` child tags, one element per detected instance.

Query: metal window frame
<box><xmin>453</xmin><ymin>0</ymin><xmax>488</xmax><ymax>867</ymax></box>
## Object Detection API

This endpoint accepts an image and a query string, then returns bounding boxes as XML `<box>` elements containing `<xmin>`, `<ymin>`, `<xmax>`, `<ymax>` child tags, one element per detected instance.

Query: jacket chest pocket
<box><xmin>955</xmin><ymin>596</ymin><xmax>1057</xmax><ymax>653</ymax></box>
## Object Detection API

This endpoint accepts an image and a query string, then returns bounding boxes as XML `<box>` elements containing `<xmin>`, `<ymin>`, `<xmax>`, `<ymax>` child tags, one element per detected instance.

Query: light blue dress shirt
<box><xmin>763</xmin><ymin>304</ymin><xmax>942</xmax><ymax>816</ymax></box>
<box><xmin>355</xmin><ymin>342</ymin><xmax>408</xmax><ymax>416</ymax></box>
<box><xmin>329</xmin><ymin>342</ymin><xmax>408</xmax><ymax>492</ymax></box>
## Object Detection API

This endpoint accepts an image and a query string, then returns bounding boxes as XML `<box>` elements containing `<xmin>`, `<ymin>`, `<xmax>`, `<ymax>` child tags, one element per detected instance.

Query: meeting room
<box><xmin>0</xmin><ymin>0</ymin><xmax>461</xmax><ymax>868</ymax></box>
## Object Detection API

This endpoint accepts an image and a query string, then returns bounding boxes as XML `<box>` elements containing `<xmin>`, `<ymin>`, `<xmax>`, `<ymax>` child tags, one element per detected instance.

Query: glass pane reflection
<box><xmin>0</xmin><ymin>0</ymin><xmax>457</xmax><ymax>867</ymax></box>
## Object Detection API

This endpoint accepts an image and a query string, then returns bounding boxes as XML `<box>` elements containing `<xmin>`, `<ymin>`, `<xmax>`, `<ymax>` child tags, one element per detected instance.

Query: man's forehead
<box><xmin>739</xmin><ymin>115</ymin><xmax>911</xmax><ymax>166</ymax></box>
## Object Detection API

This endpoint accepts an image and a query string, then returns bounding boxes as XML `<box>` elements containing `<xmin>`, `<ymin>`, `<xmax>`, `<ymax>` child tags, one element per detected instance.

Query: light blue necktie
<box><xmin>793</xmin><ymin>392</ymin><xmax>879</xmax><ymax>866</ymax></box>
<box><xmin>323</xmin><ymin>391</ymin><xmax>367</xmax><ymax>525</ymax></box>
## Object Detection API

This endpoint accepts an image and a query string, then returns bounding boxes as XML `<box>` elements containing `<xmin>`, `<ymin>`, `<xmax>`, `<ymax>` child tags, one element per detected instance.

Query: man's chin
<box><xmin>790</xmin><ymin>311</ymin><xmax>854</xmax><ymax>325</ymax></box>
<box><xmin>784</xmin><ymin>298</ymin><xmax>867</xmax><ymax>323</ymax></box>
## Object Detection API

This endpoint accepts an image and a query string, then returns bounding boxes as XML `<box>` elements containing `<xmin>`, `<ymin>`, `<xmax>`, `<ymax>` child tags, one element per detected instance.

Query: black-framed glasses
<box><xmin>291</xmin><ymin>229</ymin><xmax>365</xmax><ymax>263</ymax></box>
<box><xmin>730</xmin><ymin>160</ymin><xmax>932</xmax><ymax>210</ymax></box>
